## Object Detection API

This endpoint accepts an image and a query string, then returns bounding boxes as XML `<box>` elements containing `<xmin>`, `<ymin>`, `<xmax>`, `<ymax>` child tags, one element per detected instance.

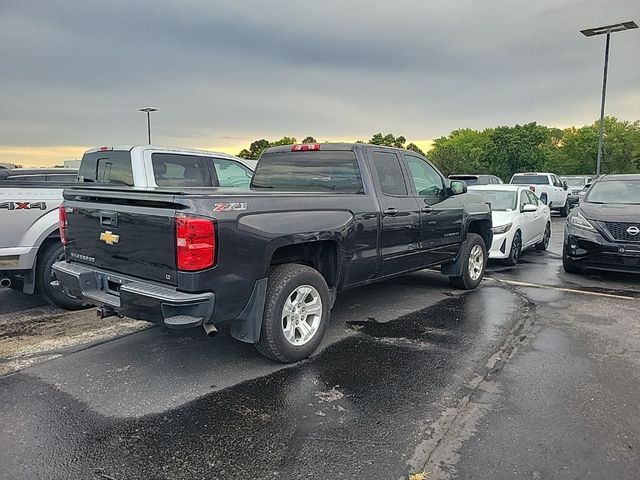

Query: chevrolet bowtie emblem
<box><xmin>100</xmin><ymin>231</ymin><xmax>120</xmax><ymax>245</ymax></box>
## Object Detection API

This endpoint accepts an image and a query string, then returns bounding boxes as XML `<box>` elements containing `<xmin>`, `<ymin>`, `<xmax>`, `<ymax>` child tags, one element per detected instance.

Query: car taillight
<box><xmin>59</xmin><ymin>204</ymin><xmax>68</xmax><ymax>246</ymax></box>
<box><xmin>529</xmin><ymin>186</ymin><xmax>536</xmax><ymax>193</ymax></box>
<box><xmin>291</xmin><ymin>143</ymin><xmax>320</xmax><ymax>151</ymax></box>
<box><xmin>176</xmin><ymin>216</ymin><xmax>216</xmax><ymax>271</ymax></box>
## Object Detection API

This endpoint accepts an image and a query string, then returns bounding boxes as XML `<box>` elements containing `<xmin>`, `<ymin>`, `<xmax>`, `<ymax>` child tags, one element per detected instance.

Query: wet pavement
<box><xmin>1</xmin><ymin>216</ymin><xmax>639</xmax><ymax>479</ymax></box>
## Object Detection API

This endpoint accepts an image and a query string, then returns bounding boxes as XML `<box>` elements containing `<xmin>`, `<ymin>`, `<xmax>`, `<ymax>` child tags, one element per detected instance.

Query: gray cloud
<box><xmin>1</xmin><ymin>0</ymin><xmax>639</xmax><ymax>150</ymax></box>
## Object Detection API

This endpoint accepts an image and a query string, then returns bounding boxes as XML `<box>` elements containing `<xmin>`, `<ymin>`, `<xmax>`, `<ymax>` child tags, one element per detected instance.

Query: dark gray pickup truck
<box><xmin>53</xmin><ymin>143</ymin><xmax>492</xmax><ymax>362</ymax></box>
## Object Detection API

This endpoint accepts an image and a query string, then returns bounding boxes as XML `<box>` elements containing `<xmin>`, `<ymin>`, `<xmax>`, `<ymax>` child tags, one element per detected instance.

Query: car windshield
<box><xmin>563</xmin><ymin>177</ymin><xmax>587</xmax><ymax>187</ymax></box>
<box><xmin>473</xmin><ymin>190</ymin><xmax>517</xmax><ymax>211</ymax></box>
<box><xmin>511</xmin><ymin>175</ymin><xmax>547</xmax><ymax>185</ymax></box>
<box><xmin>586</xmin><ymin>179</ymin><xmax>640</xmax><ymax>204</ymax></box>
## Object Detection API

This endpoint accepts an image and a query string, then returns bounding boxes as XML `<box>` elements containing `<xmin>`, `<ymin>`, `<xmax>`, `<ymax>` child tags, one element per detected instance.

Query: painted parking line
<box><xmin>487</xmin><ymin>278</ymin><xmax>638</xmax><ymax>301</ymax></box>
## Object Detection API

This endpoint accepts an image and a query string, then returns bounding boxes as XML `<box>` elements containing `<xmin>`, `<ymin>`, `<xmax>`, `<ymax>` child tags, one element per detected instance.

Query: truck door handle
<box><xmin>383</xmin><ymin>207</ymin><xmax>398</xmax><ymax>216</ymax></box>
<box><xmin>421</xmin><ymin>206</ymin><xmax>433</xmax><ymax>213</ymax></box>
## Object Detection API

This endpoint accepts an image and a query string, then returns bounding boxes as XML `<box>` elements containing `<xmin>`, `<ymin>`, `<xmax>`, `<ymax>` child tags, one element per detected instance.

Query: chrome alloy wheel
<box><xmin>468</xmin><ymin>244</ymin><xmax>484</xmax><ymax>281</ymax></box>
<box><xmin>281</xmin><ymin>285</ymin><xmax>323</xmax><ymax>346</ymax></box>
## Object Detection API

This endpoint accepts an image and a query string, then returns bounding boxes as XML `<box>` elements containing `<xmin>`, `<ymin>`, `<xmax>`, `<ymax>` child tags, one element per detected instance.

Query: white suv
<box><xmin>509</xmin><ymin>172</ymin><xmax>570</xmax><ymax>217</ymax></box>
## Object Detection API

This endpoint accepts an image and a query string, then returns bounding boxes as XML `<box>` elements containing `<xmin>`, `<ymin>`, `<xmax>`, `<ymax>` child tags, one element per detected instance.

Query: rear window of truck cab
<box><xmin>251</xmin><ymin>150</ymin><xmax>363</xmax><ymax>193</ymax></box>
<box><xmin>79</xmin><ymin>151</ymin><xmax>134</xmax><ymax>185</ymax></box>
<box><xmin>511</xmin><ymin>174</ymin><xmax>549</xmax><ymax>185</ymax></box>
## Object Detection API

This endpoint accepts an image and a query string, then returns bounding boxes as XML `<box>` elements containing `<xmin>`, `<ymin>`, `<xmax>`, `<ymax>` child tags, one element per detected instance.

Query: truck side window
<box><xmin>405</xmin><ymin>155</ymin><xmax>444</xmax><ymax>203</ymax></box>
<box><xmin>213</xmin><ymin>159</ymin><xmax>253</xmax><ymax>188</ymax></box>
<box><xmin>152</xmin><ymin>154</ymin><xmax>211</xmax><ymax>187</ymax></box>
<box><xmin>372</xmin><ymin>152</ymin><xmax>407</xmax><ymax>196</ymax></box>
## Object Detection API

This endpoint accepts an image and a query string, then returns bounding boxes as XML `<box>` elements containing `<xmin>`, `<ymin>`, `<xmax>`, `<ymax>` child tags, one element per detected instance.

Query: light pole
<box><xmin>138</xmin><ymin>107</ymin><xmax>158</xmax><ymax>144</ymax></box>
<box><xmin>580</xmin><ymin>21</ymin><xmax>637</xmax><ymax>177</ymax></box>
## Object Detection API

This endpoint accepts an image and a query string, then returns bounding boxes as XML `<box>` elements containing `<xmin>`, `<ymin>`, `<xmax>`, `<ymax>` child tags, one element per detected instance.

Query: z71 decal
<box><xmin>213</xmin><ymin>202</ymin><xmax>247</xmax><ymax>212</ymax></box>
<box><xmin>0</xmin><ymin>201</ymin><xmax>47</xmax><ymax>210</ymax></box>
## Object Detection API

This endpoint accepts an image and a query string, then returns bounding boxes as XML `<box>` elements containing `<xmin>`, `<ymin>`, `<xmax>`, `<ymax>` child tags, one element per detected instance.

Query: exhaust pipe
<box><xmin>96</xmin><ymin>306</ymin><xmax>117</xmax><ymax>319</ymax></box>
<box><xmin>0</xmin><ymin>278</ymin><xmax>11</xmax><ymax>288</ymax></box>
<box><xmin>203</xmin><ymin>322</ymin><xmax>218</xmax><ymax>337</ymax></box>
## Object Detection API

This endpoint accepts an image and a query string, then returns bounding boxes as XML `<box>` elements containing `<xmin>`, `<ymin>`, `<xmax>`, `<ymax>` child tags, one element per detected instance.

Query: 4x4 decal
<box><xmin>0</xmin><ymin>201</ymin><xmax>48</xmax><ymax>210</ymax></box>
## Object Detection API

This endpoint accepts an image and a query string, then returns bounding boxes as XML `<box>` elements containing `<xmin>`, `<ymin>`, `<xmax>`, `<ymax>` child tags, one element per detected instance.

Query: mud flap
<box><xmin>22</xmin><ymin>265</ymin><xmax>36</xmax><ymax>295</ymax></box>
<box><xmin>229</xmin><ymin>278</ymin><xmax>268</xmax><ymax>344</ymax></box>
<box><xmin>441</xmin><ymin>243</ymin><xmax>465</xmax><ymax>277</ymax></box>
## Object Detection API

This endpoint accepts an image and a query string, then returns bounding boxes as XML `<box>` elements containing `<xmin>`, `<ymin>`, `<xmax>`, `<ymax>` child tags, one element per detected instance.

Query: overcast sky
<box><xmin>1</xmin><ymin>0</ymin><xmax>639</xmax><ymax>166</ymax></box>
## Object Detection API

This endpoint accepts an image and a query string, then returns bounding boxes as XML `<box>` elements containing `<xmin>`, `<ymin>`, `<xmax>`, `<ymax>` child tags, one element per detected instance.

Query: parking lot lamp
<box><xmin>580</xmin><ymin>21</ymin><xmax>637</xmax><ymax>177</ymax></box>
<box><xmin>138</xmin><ymin>107</ymin><xmax>158</xmax><ymax>144</ymax></box>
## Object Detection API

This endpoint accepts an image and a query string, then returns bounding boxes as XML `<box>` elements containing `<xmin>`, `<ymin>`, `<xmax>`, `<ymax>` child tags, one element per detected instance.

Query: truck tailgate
<box><xmin>64</xmin><ymin>189</ymin><xmax>179</xmax><ymax>285</ymax></box>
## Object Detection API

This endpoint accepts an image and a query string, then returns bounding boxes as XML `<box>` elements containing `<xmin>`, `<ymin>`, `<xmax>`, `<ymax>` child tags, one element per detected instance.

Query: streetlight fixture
<box><xmin>580</xmin><ymin>21</ymin><xmax>637</xmax><ymax>177</ymax></box>
<box><xmin>137</xmin><ymin>107</ymin><xmax>158</xmax><ymax>144</ymax></box>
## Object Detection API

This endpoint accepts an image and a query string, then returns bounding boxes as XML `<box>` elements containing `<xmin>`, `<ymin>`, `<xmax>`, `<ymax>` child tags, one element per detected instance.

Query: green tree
<box><xmin>483</xmin><ymin>123</ymin><xmax>550</xmax><ymax>181</ymax></box>
<box><xmin>302</xmin><ymin>136</ymin><xmax>317</xmax><ymax>144</ymax></box>
<box><xmin>406</xmin><ymin>143</ymin><xmax>425</xmax><ymax>156</ymax></box>
<box><xmin>368</xmin><ymin>133</ymin><xmax>406</xmax><ymax>148</ymax></box>
<box><xmin>601</xmin><ymin>117</ymin><xmax>640</xmax><ymax>174</ymax></box>
<box><xmin>428</xmin><ymin>128</ymin><xmax>492</xmax><ymax>177</ymax></box>
<box><xmin>238</xmin><ymin>139</ymin><xmax>270</xmax><ymax>160</ymax></box>
<box><xmin>271</xmin><ymin>136</ymin><xmax>298</xmax><ymax>147</ymax></box>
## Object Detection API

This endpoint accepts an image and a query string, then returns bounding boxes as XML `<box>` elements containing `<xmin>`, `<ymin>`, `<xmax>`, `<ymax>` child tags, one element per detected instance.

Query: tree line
<box><xmin>237</xmin><ymin>117</ymin><xmax>640</xmax><ymax>181</ymax></box>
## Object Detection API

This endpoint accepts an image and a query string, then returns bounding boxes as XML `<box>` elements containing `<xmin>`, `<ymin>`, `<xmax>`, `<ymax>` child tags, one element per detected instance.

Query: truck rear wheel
<box><xmin>449</xmin><ymin>233</ymin><xmax>487</xmax><ymax>290</ymax></box>
<box><xmin>36</xmin><ymin>241</ymin><xmax>85</xmax><ymax>310</ymax></box>
<box><xmin>255</xmin><ymin>264</ymin><xmax>330</xmax><ymax>363</ymax></box>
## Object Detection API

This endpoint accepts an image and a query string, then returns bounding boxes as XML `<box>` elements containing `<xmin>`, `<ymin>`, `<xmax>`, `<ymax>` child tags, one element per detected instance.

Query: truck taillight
<box><xmin>529</xmin><ymin>186</ymin><xmax>536</xmax><ymax>193</ymax></box>
<box><xmin>176</xmin><ymin>216</ymin><xmax>216</xmax><ymax>271</ymax></box>
<box><xmin>59</xmin><ymin>204</ymin><xmax>68</xmax><ymax>246</ymax></box>
<box><xmin>291</xmin><ymin>143</ymin><xmax>320</xmax><ymax>151</ymax></box>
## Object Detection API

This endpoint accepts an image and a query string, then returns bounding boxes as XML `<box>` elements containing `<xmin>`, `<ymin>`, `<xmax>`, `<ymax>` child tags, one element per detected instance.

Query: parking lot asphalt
<box><xmin>1</xmin><ymin>215</ymin><xmax>639</xmax><ymax>479</ymax></box>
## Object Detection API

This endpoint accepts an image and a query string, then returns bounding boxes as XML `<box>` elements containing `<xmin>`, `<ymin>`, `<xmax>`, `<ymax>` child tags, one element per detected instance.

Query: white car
<box><xmin>469</xmin><ymin>185</ymin><xmax>552</xmax><ymax>265</ymax></box>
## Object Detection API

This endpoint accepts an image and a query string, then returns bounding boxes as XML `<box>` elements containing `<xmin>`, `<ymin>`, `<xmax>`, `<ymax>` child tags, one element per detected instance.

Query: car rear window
<box><xmin>79</xmin><ymin>151</ymin><xmax>133</xmax><ymax>185</ymax></box>
<box><xmin>511</xmin><ymin>175</ymin><xmax>548</xmax><ymax>185</ymax></box>
<box><xmin>450</xmin><ymin>176</ymin><xmax>479</xmax><ymax>185</ymax></box>
<box><xmin>252</xmin><ymin>151</ymin><xmax>363</xmax><ymax>193</ymax></box>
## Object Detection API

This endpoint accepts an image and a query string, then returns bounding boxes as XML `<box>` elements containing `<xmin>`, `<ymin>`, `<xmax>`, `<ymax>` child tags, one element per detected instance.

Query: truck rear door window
<box><xmin>79</xmin><ymin>151</ymin><xmax>133</xmax><ymax>185</ymax></box>
<box><xmin>372</xmin><ymin>152</ymin><xmax>407</xmax><ymax>196</ymax></box>
<box><xmin>252</xmin><ymin>151</ymin><xmax>363</xmax><ymax>193</ymax></box>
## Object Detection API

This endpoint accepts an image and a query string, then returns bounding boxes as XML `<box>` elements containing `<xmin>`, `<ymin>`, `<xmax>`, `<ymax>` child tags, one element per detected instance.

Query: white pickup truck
<box><xmin>509</xmin><ymin>172</ymin><xmax>571</xmax><ymax>217</ymax></box>
<box><xmin>1</xmin><ymin>146</ymin><xmax>255</xmax><ymax>308</ymax></box>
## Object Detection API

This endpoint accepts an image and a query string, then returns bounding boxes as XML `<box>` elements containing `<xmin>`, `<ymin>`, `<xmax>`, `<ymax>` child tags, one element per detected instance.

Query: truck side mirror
<box><xmin>563</xmin><ymin>182</ymin><xmax>568</xmax><ymax>191</ymax></box>
<box><xmin>450</xmin><ymin>180</ymin><xmax>467</xmax><ymax>195</ymax></box>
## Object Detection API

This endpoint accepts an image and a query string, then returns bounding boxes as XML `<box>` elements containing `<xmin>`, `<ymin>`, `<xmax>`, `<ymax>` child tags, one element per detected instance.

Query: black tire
<box><xmin>504</xmin><ymin>231</ymin><xmax>522</xmax><ymax>266</ymax></box>
<box><xmin>449</xmin><ymin>233</ymin><xmax>487</xmax><ymax>290</ymax></box>
<box><xmin>535</xmin><ymin>222</ymin><xmax>551</xmax><ymax>251</ymax></box>
<box><xmin>559</xmin><ymin>204</ymin><xmax>569</xmax><ymax>217</ymax></box>
<box><xmin>255</xmin><ymin>264</ymin><xmax>330</xmax><ymax>363</ymax></box>
<box><xmin>562</xmin><ymin>247</ymin><xmax>581</xmax><ymax>274</ymax></box>
<box><xmin>36</xmin><ymin>241</ymin><xmax>85</xmax><ymax>310</ymax></box>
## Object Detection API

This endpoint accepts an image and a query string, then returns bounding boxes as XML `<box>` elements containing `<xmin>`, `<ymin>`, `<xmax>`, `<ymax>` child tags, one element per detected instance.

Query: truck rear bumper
<box><xmin>52</xmin><ymin>261</ymin><xmax>215</xmax><ymax>329</ymax></box>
